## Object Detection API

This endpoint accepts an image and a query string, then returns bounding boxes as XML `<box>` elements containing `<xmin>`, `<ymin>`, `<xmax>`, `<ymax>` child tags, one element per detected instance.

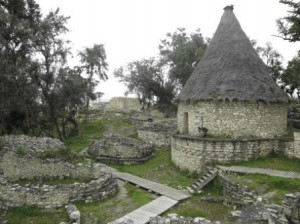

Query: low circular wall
<box><xmin>0</xmin><ymin>135</ymin><xmax>118</xmax><ymax>209</ymax></box>
<box><xmin>171</xmin><ymin>135</ymin><xmax>293</xmax><ymax>172</ymax></box>
<box><xmin>0</xmin><ymin>173</ymin><xmax>117</xmax><ymax>209</ymax></box>
<box><xmin>177</xmin><ymin>102</ymin><xmax>287</xmax><ymax>138</ymax></box>
<box><xmin>138</xmin><ymin>119</ymin><xmax>177</xmax><ymax>147</ymax></box>
<box><xmin>87</xmin><ymin>134</ymin><xmax>154</xmax><ymax>164</ymax></box>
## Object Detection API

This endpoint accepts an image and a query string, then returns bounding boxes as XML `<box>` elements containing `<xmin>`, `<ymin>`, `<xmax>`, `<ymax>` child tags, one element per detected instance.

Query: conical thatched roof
<box><xmin>177</xmin><ymin>6</ymin><xmax>288</xmax><ymax>103</ymax></box>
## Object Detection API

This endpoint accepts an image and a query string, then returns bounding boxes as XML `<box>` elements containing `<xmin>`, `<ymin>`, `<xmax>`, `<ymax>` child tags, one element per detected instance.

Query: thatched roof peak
<box><xmin>177</xmin><ymin>6</ymin><xmax>288</xmax><ymax>103</ymax></box>
<box><xmin>223</xmin><ymin>5</ymin><xmax>234</xmax><ymax>11</ymax></box>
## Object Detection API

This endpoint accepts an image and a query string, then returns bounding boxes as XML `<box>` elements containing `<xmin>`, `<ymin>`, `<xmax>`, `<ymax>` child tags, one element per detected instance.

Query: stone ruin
<box><xmin>87</xmin><ymin>134</ymin><xmax>154</xmax><ymax>164</ymax></box>
<box><xmin>0</xmin><ymin>135</ymin><xmax>117</xmax><ymax>210</ymax></box>
<box><xmin>138</xmin><ymin>119</ymin><xmax>177</xmax><ymax>147</ymax></box>
<box><xmin>149</xmin><ymin>214</ymin><xmax>221</xmax><ymax>224</ymax></box>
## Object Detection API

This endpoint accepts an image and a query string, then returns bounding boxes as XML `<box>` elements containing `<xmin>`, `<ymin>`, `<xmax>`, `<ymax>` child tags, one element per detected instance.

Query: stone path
<box><xmin>98</xmin><ymin>163</ymin><xmax>190</xmax><ymax>224</ymax></box>
<box><xmin>218</xmin><ymin>166</ymin><xmax>300</xmax><ymax>179</ymax></box>
<box><xmin>108</xmin><ymin>196</ymin><xmax>178</xmax><ymax>224</ymax></box>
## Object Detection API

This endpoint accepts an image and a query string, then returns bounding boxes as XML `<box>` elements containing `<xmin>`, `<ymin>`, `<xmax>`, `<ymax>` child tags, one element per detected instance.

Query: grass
<box><xmin>6</xmin><ymin>206</ymin><xmax>68</xmax><ymax>224</ymax></box>
<box><xmin>229</xmin><ymin>152</ymin><xmax>300</xmax><ymax>173</ymax></box>
<box><xmin>5</xmin><ymin>183</ymin><xmax>154</xmax><ymax>224</ymax></box>
<box><xmin>228</xmin><ymin>173</ymin><xmax>300</xmax><ymax>204</ymax></box>
<box><xmin>65</xmin><ymin>117</ymin><xmax>133</xmax><ymax>153</ymax></box>
<box><xmin>166</xmin><ymin>179</ymin><xmax>236</xmax><ymax>223</ymax></box>
<box><xmin>76</xmin><ymin>183</ymin><xmax>155</xmax><ymax>224</ymax></box>
<box><xmin>111</xmin><ymin>147</ymin><xmax>200</xmax><ymax>188</ymax></box>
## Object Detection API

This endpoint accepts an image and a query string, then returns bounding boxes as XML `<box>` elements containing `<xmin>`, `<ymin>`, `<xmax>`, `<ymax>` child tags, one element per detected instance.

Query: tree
<box><xmin>0</xmin><ymin>0</ymin><xmax>106</xmax><ymax>139</ymax></box>
<box><xmin>0</xmin><ymin>0</ymin><xmax>41</xmax><ymax>134</ymax></box>
<box><xmin>254</xmin><ymin>41</ymin><xmax>284</xmax><ymax>80</ymax></box>
<box><xmin>54</xmin><ymin>67</ymin><xmax>90</xmax><ymax>138</ymax></box>
<box><xmin>282</xmin><ymin>51</ymin><xmax>300</xmax><ymax>97</ymax></box>
<box><xmin>114</xmin><ymin>58</ymin><xmax>175</xmax><ymax>112</ymax></box>
<box><xmin>31</xmin><ymin>8</ymin><xmax>71</xmax><ymax>139</ymax></box>
<box><xmin>78</xmin><ymin>44</ymin><xmax>108</xmax><ymax>120</ymax></box>
<box><xmin>277</xmin><ymin>0</ymin><xmax>300</xmax><ymax>42</ymax></box>
<box><xmin>159</xmin><ymin>28</ymin><xmax>207</xmax><ymax>88</ymax></box>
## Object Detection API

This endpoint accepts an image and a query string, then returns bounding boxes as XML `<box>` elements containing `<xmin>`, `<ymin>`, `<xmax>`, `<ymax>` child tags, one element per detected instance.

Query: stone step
<box><xmin>186</xmin><ymin>186</ymin><xmax>195</xmax><ymax>194</ymax></box>
<box><xmin>190</xmin><ymin>169</ymin><xmax>218</xmax><ymax>192</ymax></box>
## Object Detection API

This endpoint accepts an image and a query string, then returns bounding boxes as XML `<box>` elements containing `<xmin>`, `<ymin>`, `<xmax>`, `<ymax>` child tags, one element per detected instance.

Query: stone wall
<box><xmin>171</xmin><ymin>135</ymin><xmax>295</xmax><ymax>172</ymax></box>
<box><xmin>87</xmin><ymin>134</ymin><xmax>154</xmax><ymax>164</ymax></box>
<box><xmin>149</xmin><ymin>214</ymin><xmax>220</xmax><ymax>224</ymax></box>
<box><xmin>0</xmin><ymin>152</ymin><xmax>102</xmax><ymax>181</ymax></box>
<box><xmin>282</xmin><ymin>192</ymin><xmax>300</xmax><ymax>223</ymax></box>
<box><xmin>218</xmin><ymin>173</ymin><xmax>256</xmax><ymax>208</ymax></box>
<box><xmin>177</xmin><ymin>102</ymin><xmax>287</xmax><ymax>138</ymax></box>
<box><xmin>283</xmin><ymin>132</ymin><xmax>300</xmax><ymax>159</ymax></box>
<box><xmin>0</xmin><ymin>173</ymin><xmax>117</xmax><ymax>209</ymax></box>
<box><xmin>0</xmin><ymin>135</ymin><xmax>65</xmax><ymax>156</ymax></box>
<box><xmin>138</xmin><ymin>119</ymin><xmax>177</xmax><ymax>147</ymax></box>
<box><xmin>105</xmin><ymin>97</ymin><xmax>140</xmax><ymax>112</ymax></box>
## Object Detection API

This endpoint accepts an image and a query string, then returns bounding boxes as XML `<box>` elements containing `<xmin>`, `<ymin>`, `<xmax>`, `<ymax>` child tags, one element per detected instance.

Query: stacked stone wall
<box><xmin>218</xmin><ymin>173</ymin><xmax>256</xmax><ymax>208</ymax></box>
<box><xmin>0</xmin><ymin>152</ymin><xmax>102</xmax><ymax>181</ymax></box>
<box><xmin>171</xmin><ymin>135</ymin><xmax>295</xmax><ymax>172</ymax></box>
<box><xmin>138</xmin><ymin>119</ymin><xmax>177</xmax><ymax>147</ymax></box>
<box><xmin>177</xmin><ymin>102</ymin><xmax>287</xmax><ymax>138</ymax></box>
<box><xmin>0</xmin><ymin>173</ymin><xmax>117</xmax><ymax>209</ymax></box>
<box><xmin>87</xmin><ymin>134</ymin><xmax>154</xmax><ymax>164</ymax></box>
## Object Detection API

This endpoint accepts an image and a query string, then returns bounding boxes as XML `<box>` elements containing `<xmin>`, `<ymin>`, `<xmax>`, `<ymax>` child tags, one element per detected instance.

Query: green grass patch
<box><xmin>6</xmin><ymin>183</ymin><xmax>154</xmax><ymax>224</ymax></box>
<box><xmin>65</xmin><ymin>117</ymin><xmax>132</xmax><ymax>153</ymax></box>
<box><xmin>166</xmin><ymin>195</ymin><xmax>235</xmax><ymax>223</ymax></box>
<box><xmin>201</xmin><ymin>178</ymin><xmax>224</xmax><ymax>197</ymax></box>
<box><xmin>6</xmin><ymin>206</ymin><xmax>68</xmax><ymax>224</ymax></box>
<box><xmin>111</xmin><ymin>148</ymin><xmax>200</xmax><ymax>188</ymax></box>
<box><xmin>229</xmin><ymin>173</ymin><xmax>300</xmax><ymax>204</ymax></box>
<box><xmin>76</xmin><ymin>183</ymin><xmax>155</xmax><ymax>223</ymax></box>
<box><xmin>229</xmin><ymin>153</ymin><xmax>300</xmax><ymax>173</ymax></box>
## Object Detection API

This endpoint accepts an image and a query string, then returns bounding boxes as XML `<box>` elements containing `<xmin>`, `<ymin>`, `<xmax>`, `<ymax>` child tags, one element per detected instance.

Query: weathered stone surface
<box><xmin>0</xmin><ymin>173</ymin><xmax>117</xmax><ymax>209</ymax></box>
<box><xmin>218</xmin><ymin>174</ymin><xmax>256</xmax><ymax>208</ymax></box>
<box><xmin>149</xmin><ymin>214</ymin><xmax>221</xmax><ymax>224</ymax></box>
<box><xmin>171</xmin><ymin>134</ymin><xmax>296</xmax><ymax>172</ymax></box>
<box><xmin>66</xmin><ymin>204</ymin><xmax>80</xmax><ymax>224</ymax></box>
<box><xmin>87</xmin><ymin>134</ymin><xmax>154</xmax><ymax>164</ymax></box>
<box><xmin>0</xmin><ymin>152</ymin><xmax>102</xmax><ymax>181</ymax></box>
<box><xmin>177</xmin><ymin>102</ymin><xmax>287</xmax><ymax>138</ymax></box>
<box><xmin>0</xmin><ymin>135</ymin><xmax>118</xmax><ymax>210</ymax></box>
<box><xmin>282</xmin><ymin>192</ymin><xmax>300</xmax><ymax>223</ymax></box>
<box><xmin>238</xmin><ymin>200</ymin><xmax>289</xmax><ymax>224</ymax></box>
<box><xmin>0</xmin><ymin>135</ymin><xmax>65</xmax><ymax>155</ymax></box>
<box><xmin>138</xmin><ymin>119</ymin><xmax>177</xmax><ymax>147</ymax></box>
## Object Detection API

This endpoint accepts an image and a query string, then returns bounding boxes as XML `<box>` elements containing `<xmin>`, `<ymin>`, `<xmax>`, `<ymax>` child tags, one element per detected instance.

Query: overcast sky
<box><xmin>36</xmin><ymin>0</ymin><xmax>300</xmax><ymax>101</ymax></box>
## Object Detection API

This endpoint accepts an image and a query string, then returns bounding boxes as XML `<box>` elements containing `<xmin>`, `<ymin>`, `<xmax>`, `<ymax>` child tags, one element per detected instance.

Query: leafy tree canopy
<box><xmin>277</xmin><ymin>0</ymin><xmax>300</xmax><ymax>42</ymax></box>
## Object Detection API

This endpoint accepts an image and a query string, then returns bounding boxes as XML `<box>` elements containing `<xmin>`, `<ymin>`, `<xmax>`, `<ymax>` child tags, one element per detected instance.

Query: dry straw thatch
<box><xmin>177</xmin><ymin>6</ymin><xmax>288</xmax><ymax>103</ymax></box>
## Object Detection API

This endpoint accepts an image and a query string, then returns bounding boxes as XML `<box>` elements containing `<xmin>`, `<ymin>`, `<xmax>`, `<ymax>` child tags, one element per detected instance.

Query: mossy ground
<box><xmin>229</xmin><ymin>152</ymin><xmax>300</xmax><ymax>173</ymax></box>
<box><xmin>111</xmin><ymin>148</ymin><xmax>200</xmax><ymax>189</ymax></box>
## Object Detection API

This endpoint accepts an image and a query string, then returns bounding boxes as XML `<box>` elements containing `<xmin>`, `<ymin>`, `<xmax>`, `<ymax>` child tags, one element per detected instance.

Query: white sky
<box><xmin>36</xmin><ymin>0</ymin><xmax>300</xmax><ymax>101</ymax></box>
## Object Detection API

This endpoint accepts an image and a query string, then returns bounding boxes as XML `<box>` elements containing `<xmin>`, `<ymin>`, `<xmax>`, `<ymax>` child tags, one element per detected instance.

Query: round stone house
<box><xmin>171</xmin><ymin>6</ymin><xmax>289</xmax><ymax>172</ymax></box>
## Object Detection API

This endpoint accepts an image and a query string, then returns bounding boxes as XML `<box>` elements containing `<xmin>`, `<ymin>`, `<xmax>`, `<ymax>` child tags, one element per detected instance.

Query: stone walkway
<box><xmin>218</xmin><ymin>166</ymin><xmax>300</xmax><ymax>179</ymax></box>
<box><xmin>98</xmin><ymin>163</ymin><xmax>190</xmax><ymax>224</ymax></box>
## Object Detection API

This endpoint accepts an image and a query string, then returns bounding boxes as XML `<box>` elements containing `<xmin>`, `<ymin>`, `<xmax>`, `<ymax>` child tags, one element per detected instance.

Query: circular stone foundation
<box><xmin>171</xmin><ymin>135</ymin><xmax>292</xmax><ymax>172</ymax></box>
<box><xmin>87</xmin><ymin>134</ymin><xmax>154</xmax><ymax>164</ymax></box>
